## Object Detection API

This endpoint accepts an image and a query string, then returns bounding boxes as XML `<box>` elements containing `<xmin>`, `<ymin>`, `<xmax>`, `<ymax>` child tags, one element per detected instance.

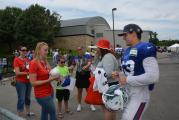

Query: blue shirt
<box><xmin>121</xmin><ymin>42</ymin><xmax>157</xmax><ymax>90</ymax></box>
<box><xmin>74</xmin><ymin>54</ymin><xmax>91</xmax><ymax>72</ymax></box>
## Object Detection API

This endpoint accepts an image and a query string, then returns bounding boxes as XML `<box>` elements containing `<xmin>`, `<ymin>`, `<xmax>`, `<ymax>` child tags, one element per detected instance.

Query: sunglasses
<box><xmin>60</xmin><ymin>61</ymin><xmax>65</xmax><ymax>64</ymax></box>
<box><xmin>21</xmin><ymin>49</ymin><xmax>28</xmax><ymax>52</ymax></box>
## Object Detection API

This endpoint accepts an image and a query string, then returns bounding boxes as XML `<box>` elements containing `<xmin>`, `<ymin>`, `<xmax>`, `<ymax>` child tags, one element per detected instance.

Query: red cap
<box><xmin>96</xmin><ymin>39</ymin><xmax>110</xmax><ymax>50</ymax></box>
<box><xmin>77</xmin><ymin>46</ymin><xmax>83</xmax><ymax>51</ymax></box>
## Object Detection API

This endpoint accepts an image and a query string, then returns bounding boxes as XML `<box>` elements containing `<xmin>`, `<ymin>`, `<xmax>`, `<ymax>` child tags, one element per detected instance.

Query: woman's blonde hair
<box><xmin>34</xmin><ymin>42</ymin><xmax>51</xmax><ymax>69</ymax></box>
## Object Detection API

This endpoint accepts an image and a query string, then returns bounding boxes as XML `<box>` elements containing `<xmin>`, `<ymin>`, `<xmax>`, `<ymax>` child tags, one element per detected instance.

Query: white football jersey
<box><xmin>93</xmin><ymin>68</ymin><xmax>109</xmax><ymax>93</ymax></box>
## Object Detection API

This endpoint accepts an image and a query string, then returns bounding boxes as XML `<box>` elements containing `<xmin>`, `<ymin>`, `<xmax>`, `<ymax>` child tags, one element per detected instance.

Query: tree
<box><xmin>15</xmin><ymin>4</ymin><xmax>61</xmax><ymax>48</ymax></box>
<box><xmin>0</xmin><ymin>7</ymin><xmax>22</xmax><ymax>52</ymax></box>
<box><xmin>149</xmin><ymin>32</ymin><xmax>159</xmax><ymax>46</ymax></box>
<box><xmin>158</xmin><ymin>40</ymin><xmax>179</xmax><ymax>46</ymax></box>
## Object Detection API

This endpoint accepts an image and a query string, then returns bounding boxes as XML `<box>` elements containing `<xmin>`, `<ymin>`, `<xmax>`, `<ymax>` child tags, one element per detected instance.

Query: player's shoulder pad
<box><xmin>140</xmin><ymin>42</ymin><xmax>157</xmax><ymax>58</ymax></box>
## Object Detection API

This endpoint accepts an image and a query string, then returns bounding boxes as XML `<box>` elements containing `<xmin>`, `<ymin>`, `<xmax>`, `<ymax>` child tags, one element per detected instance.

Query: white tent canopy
<box><xmin>88</xmin><ymin>45</ymin><xmax>97</xmax><ymax>49</ymax></box>
<box><xmin>168</xmin><ymin>43</ymin><xmax>179</xmax><ymax>48</ymax></box>
<box><xmin>168</xmin><ymin>43</ymin><xmax>179</xmax><ymax>52</ymax></box>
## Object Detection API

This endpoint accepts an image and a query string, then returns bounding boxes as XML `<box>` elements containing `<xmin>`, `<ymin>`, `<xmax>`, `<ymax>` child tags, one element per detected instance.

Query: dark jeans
<box><xmin>36</xmin><ymin>95</ymin><xmax>57</xmax><ymax>120</ymax></box>
<box><xmin>15</xmin><ymin>81</ymin><xmax>32</xmax><ymax>112</ymax></box>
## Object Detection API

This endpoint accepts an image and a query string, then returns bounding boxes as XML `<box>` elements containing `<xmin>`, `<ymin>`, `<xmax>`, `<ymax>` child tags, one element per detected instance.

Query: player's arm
<box><xmin>126</xmin><ymin>57</ymin><xmax>159</xmax><ymax>86</ymax></box>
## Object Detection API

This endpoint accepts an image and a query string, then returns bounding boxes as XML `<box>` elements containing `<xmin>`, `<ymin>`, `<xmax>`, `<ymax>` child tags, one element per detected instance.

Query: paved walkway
<box><xmin>0</xmin><ymin>52</ymin><xmax>179</xmax><ymax>120</ymax></box>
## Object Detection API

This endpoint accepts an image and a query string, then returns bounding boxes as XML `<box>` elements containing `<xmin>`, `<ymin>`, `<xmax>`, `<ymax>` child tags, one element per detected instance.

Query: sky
<box><xmin>0</xmin><ymin>0</ymin><xmax>179</xmax><ymax>40</ymax></box>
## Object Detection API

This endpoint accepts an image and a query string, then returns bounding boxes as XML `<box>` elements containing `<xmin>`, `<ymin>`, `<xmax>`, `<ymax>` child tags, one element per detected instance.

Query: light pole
<box><xmin>112</xmin><ymin>8</ymin><xmax>117</xmax><ymax>49</ymax></box>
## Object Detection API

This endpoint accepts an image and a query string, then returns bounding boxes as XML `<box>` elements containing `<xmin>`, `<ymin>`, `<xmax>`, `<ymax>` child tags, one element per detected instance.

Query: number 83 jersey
<box><xmin>121</xmin><ymin>42</ymin><xmax>157</xmax><ymax>77</ymax></box>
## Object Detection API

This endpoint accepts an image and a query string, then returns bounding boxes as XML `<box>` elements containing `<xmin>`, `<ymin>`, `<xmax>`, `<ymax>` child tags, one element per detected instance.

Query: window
<box><xmin>96</xmin><ymin>33</ymin><xmax>103</xmax><ymax>38</ymax></box>
<box><xmin>91</xmin><ymin>29</ymin><xmax>95</xmax><ymax>34</ymax></box>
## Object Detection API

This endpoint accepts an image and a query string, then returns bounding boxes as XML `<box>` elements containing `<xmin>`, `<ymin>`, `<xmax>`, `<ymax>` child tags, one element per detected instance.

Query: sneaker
<box><xmin>77</xmin><ymin>104</ymin><xmax>81</xmax><ymax>112</ymax></box>
<box><xmin>90</xmin><ymin>105</ymin><xmax>96</xmax><ymax>111</ymax></box>
<box><xmin>27</xmin><ymin>112</ymin><xmax>35</xmax><ymax>117</ymax></box>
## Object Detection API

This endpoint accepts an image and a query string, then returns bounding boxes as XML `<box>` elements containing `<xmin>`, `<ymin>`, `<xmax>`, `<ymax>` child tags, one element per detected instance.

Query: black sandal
<box><xmin>58</xmin><ymin>113</ymin><xmax>64</xmax><ymax>118</ymax></box>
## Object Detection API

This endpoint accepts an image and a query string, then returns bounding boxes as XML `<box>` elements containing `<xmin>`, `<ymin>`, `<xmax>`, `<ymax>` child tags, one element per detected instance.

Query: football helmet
<box><xmin>49</xmin><ymin>67</ymin><xmax>60</xmax><ymax>77</ymax></box>
<box><xmin>102</xmin><ymin>84</ymin><xmax>128</xmax><ymax>111</ymax></box>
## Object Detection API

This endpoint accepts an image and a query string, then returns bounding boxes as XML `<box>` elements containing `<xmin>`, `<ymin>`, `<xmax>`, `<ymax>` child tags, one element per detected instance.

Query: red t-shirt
<box><xmin>29</xmin><ymin>59</ymin><xmax>53</xmax><ymax>98</ymax></box>
<box><xmin>13</xmin><ymin>57</ymin><xmax>30</xmax><ymax>83</ymax></box>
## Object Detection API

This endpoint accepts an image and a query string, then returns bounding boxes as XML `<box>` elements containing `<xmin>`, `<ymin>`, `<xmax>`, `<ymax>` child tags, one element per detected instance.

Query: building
<box><xmin>54</xmin><ymin>16</ymin><xmax>153</xmax><ymax>50</ymax></box>
<box><xmin>53</xmin><ymin>16</ymin><xmax>110</xmax><ymax>50</ymax></box>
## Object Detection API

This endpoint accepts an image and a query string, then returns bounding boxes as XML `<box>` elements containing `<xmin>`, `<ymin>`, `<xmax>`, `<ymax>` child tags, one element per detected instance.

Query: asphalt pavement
<box><xmin>0</xmin><ymin>52</ymin><xmax>179</xmax><ymax>120</ymax></box>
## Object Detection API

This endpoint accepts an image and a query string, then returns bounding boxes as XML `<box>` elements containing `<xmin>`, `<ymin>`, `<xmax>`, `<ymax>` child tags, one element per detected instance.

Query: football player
<box><xmin>112</xmin><ymin>24</ymin><xmax>159</xmax><ymax>120</ymax></box>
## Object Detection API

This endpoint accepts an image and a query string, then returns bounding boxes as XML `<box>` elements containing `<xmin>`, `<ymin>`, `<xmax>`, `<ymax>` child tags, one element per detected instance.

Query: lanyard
<box><xmin>18</xmin><ymin>56</ymin><xmax>29</xmax><ymax>69</ymax></box>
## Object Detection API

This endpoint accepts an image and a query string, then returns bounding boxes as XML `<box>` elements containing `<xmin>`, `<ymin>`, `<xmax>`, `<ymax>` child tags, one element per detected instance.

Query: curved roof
<box><xmin>61</xmin><ymin>16</ymin><xmax>110</xmax><ymax>29</ymax></box>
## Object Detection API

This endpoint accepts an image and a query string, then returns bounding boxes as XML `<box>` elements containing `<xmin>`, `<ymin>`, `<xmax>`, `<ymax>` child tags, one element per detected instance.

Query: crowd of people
<box><xmin>12</xmin><ymin>23</ymin><xmax>159</xmax><ymax>120</ymax></box>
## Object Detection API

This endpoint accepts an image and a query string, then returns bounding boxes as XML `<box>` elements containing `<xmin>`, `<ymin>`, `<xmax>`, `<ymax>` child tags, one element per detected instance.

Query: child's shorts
<box><xmin>56</xmin><ymin>89</ymin><xmax>70</xmax><ymax>101</ymax></box>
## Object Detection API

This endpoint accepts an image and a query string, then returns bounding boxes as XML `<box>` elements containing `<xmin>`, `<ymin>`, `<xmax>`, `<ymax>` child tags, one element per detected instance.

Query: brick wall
<box><xmin>53</xmin><ymin>35</ymin><xmax>95</xmax><ymax>50</ymax></box>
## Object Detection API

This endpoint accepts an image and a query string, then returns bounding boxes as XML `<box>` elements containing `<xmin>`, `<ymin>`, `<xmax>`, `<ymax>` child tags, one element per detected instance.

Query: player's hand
<box><xmin>112</xmin><ymin>71</ymin><xmax>119</xmax><ymax>79</ymax></box>
<box><xmin>119</xmin><ymin>75</ymin><xmax>127</xmax><ymax>85</ymax></box>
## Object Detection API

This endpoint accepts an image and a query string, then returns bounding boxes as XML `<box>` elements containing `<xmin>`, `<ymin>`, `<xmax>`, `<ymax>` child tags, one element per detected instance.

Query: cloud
<box><xmin>1</xmin><ymin>0</ymin><xmax>179</xmax><ymax>39</ymax></box>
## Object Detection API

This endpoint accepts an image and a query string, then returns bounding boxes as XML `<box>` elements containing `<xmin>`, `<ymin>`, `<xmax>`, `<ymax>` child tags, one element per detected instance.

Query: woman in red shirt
<box><xmin>13</xmin><ymin>46</ymin><xmax>34</xmax><ymax>117</ymax></box>
<box><xmin>29</xmin><ymin>42</ymin><xmax>58</xmax><ymax>120</ymax></box>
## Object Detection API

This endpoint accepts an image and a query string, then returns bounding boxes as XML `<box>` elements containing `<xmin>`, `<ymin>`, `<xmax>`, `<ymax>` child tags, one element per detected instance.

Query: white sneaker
<box><xmin>90</xmin><ymin>105</ymin><xmax>96</xmax><ymax>111</ymax></box>
<box><xmin>27</xmin><ymin>112</ymin><xmax>35</xmax><ymax>117</ymax></box>
<box><xmin>77</xmin><ymin>104</ymin><xmax>81</xmax><ymax>112</ymax></box>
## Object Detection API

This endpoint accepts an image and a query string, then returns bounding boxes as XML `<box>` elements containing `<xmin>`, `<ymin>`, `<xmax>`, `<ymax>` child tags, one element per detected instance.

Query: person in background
<box><xmin>74</xmin><ymin>46</ymin><xmax>96</xmax><ymax>112</ymax></box>
<box><xmin>27</xmin><ymin>50</ymin><xmax>34</xmax><ymax>61</ymax></box>
<box><xmin>53</xmin><ymin>49</ymin><xmax>59</xmax><ymax>64</ymax></box>
<box><xmin>14</xmin><ymin>50</ymin><xmax>19</xmax><ymax>57</ymax></box>
<box><xmin>29</xmin><ymin>42</ymin><xmax>59</xmax><ymax>120</ymax></box>
<box><xmin>115</xmin><ymin>44</ymin><xmax>123</xmax><ymax>57</ymax></box>
<box><xmin>13</xmin><ymin>46</ymin><xmax>34</xmax><ymax>118</ymax></box>
<box><xmin>115</xmin><ymin>44</ymin><xmax>123</xmax><ymax>69</ymax></box>
<box><xmin>67</xmin><ymin>50</ymin><xmax>74</xmax><ymax>67</ymax></box>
